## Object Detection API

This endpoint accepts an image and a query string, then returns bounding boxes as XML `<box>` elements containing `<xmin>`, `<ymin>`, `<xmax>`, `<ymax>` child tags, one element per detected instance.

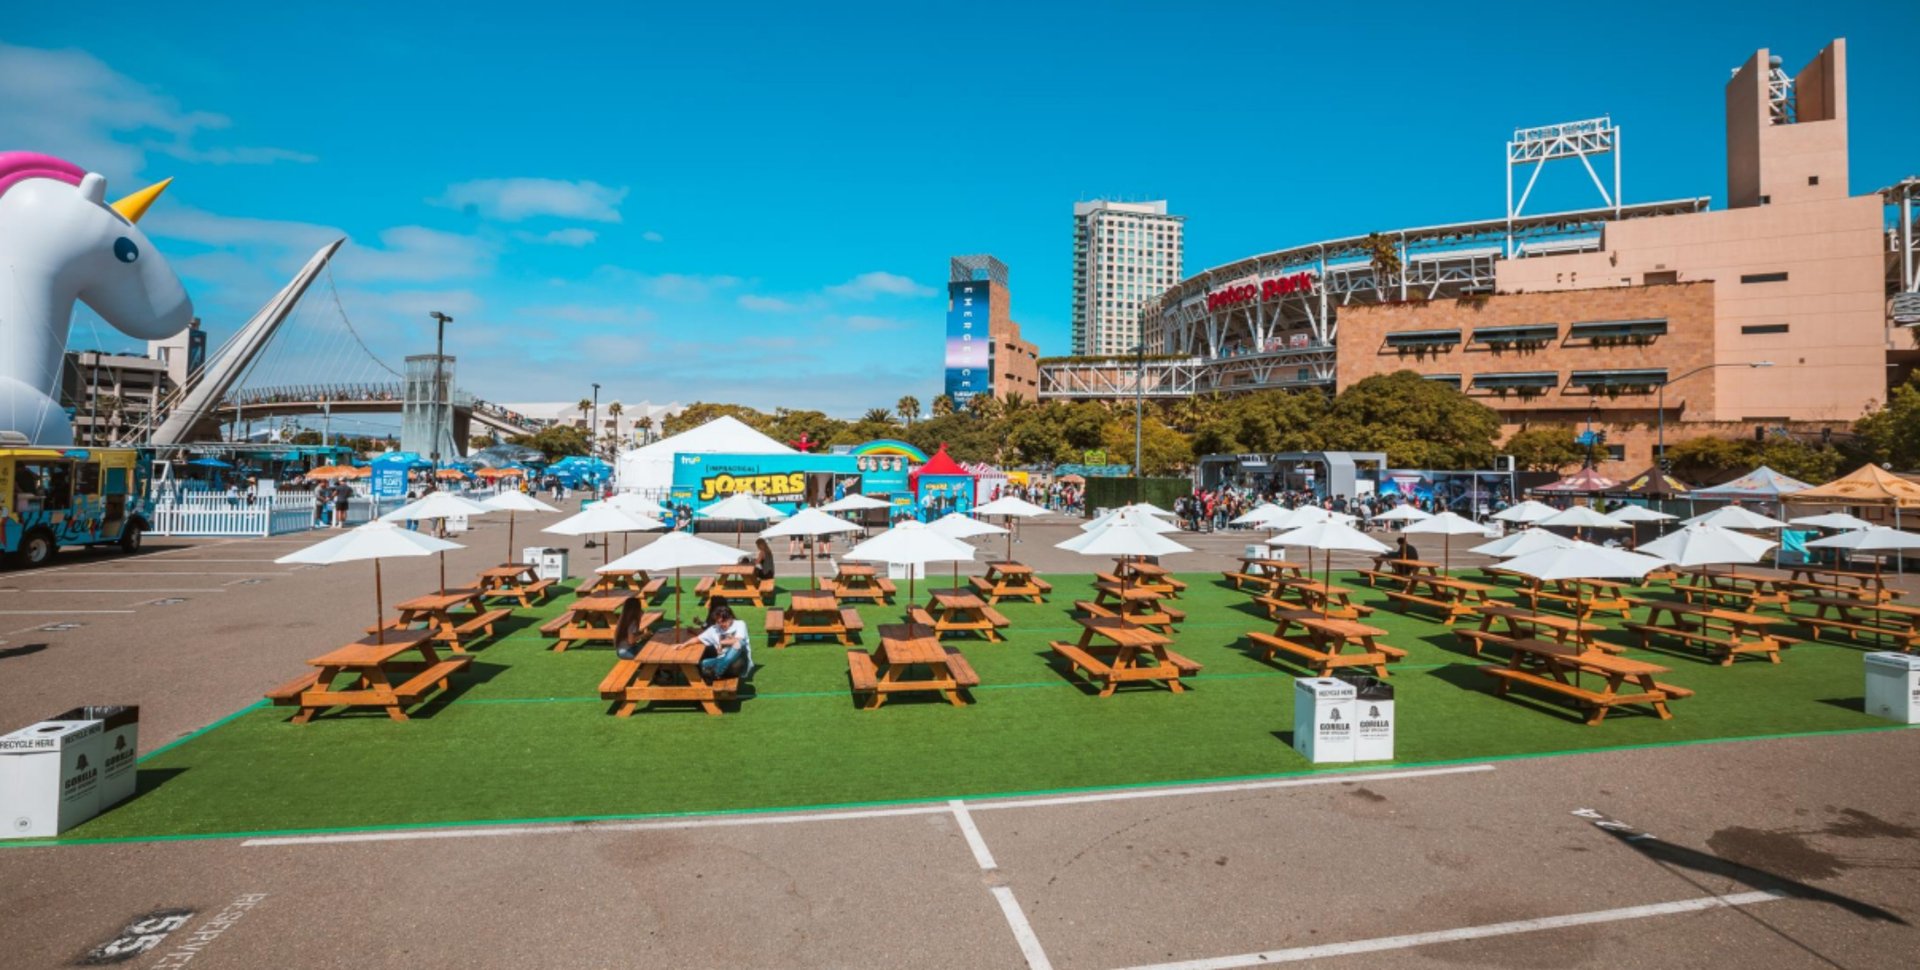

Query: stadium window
<box><xmin>1741</xmin><ymin>323</ymin><xmax>1790</xmax><ymax>335</ymax></box>
<box><xmin>1606</xmin><ymin>445</ymin><xmax>1626</xmax><ymax>462</ymax></box>
<box><xmin>1740</xmin><ymin>272</ymin><xmax>1789</xmax><ymax>284</ymax></box>
<box><xmin>1808</xmin><ymin>175</ymin><xmax>1819</xmax><ymax>186</ymax></box>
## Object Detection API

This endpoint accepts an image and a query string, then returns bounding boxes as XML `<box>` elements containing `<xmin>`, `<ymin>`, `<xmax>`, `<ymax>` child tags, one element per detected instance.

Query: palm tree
<box><xmin>607</xmin><ymin>402</ymin><xmax>624</xmax><ymax>449</ymax></box>
<box><xmin>967</xmin><ymin>394</ymin><xmax>1002</xmax><ymax>422</ymax></box>
<box><xmin>931</xmin><ymin>394</ymin><xmax>955</xmax><ymax>418</ymax></box>
<box><xmin>636</xmin><ymin>416</ymin><xmax>654</xmax><ymax>443</ymax></box>
<box><xmin>896</xmin><ymin>395</ymin><xmax>920</xmax><ymax>427</ymax></box>
<box><xmin>861</xmin><ymin>408</ymin><xmax>895</xmax><ymax>425</ymax></box>
<box><xmin>576</xmin><ymin>398</ymin><xmax>593</xmax><ymax>431</ymax></box>
<box><xmin>1000</xmin><ymin>391</ymin><xmax>1030</xmax><ymax>417</ymax></box>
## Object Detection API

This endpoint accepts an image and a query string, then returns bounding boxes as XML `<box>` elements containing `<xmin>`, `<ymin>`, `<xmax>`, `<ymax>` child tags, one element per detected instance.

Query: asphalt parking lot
<box><xmin>1</xmin><ymin>515</ymin><xmax>1916</xmax><ymax>968</ymax></box>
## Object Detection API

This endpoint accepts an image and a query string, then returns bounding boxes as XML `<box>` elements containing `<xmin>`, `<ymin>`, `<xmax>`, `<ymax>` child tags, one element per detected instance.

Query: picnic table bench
<box><xmin>766</xmin><ymin>589</ymin><xmax>865</xmax><ymax>646</ymax></box>
<box><xmin>545</xmin><ymin>594</ymin><xmax>660</xmax><ymax>652</ymax></box>
<box><xmin>846</xmin><ymin>623</ymin><xmax>979</xmax><ymax>709</ymax></box>
<box><xmin>1673</xmin><ymin>568</ymin><xmax>1793</xmax><ymax>607</ymax></box>
<box><xmin>823</xmin><ymin>563</ymin><xmax>896</xmax><ymax>604</ymax></box>
<box><xmin>372</xmin><ymin>589</ymin><xmax>510</xmax><ymax>653</ymax></box>
<box><xmin>598</xmin><ymin>627</ymin><xmax>740</xmax><ymax>716</ymax></box>
<box><xmin>1254</xmin><ymin>578</ymin><xmax>1373</xmax><ymax>621</ymax></box>
<box><xmin>907</xmin><ymin>589</ymin><xmax>1009</xmax><ymax>642</ymax></box>
<box><xmin>1224</xmin><ymin>558</ymin><xmax>1305</xmax><ymax>591</ymax></box>
<box><xmin>1049</xmin><ymin>615</ymin><xmax>1200</xmax><ymax>697</ymax></box>
<box><xmin>1109</xmin><ymin>559</ymin><xmax>1186</xmax><ymax>597</ymax></box>
<box><xmin>1788</xmin><ymin>566</ymin><xmax>1902</xmax><ymax>601</ymax></box>
<box><xmin>1481</xmin><ymin>637</ymin><xmax>1693</xmax><ymax>724</ymax></box>
<box><xmin>1623</xmin><ymin>600</ymin><xmax>1793</xmax><ymax>665</ymax></box>
<box><xmin>1075</xmin><ymin>582</ymin><xmax>1185</xmax><ymax>633</ymax></box>
<box><xmin>1249</xmin><ymin>611</ymin><xmax>1399</xmax><ymax>678</ymax></box>
<box><xmin>1516</xmin><ymin>577</ymin><xmax>1636</xmax><ymax>620</ymax></box>
<box><xmin>265</xmin><ymin>629</ymin><xmax>469</xmax><ymax>723</ymax></box>
<box><xmin>696</xmin><ymin>564</ymin><xmax>776</xmax><ymax>608</ymax></box>
<box><xmin>1793</xmin><ymin>596</ymin><xmax>1920</xmax><ymax>652</ymax></box>
<box><xmin>968</xmin><ymin>561</ymin><xmax>1052</xmax><ymax>604</ymax></box>
<box><xmin>580</xmin><ymin>568</ymin><xmax>666</xmax><ymax>600</ymax></box>
<box><xmin>1461</xmin><ymin>605</ymin><xmax>1613</xmax><ymax>654</ymax></box>
<box><xmin>1380</xmin><ymin>575</ymin><xmax>1494</xmax><ymax>626</ymax></box>
<box><xmin>476</xmin><ymin>563</ymin><xmax>556</xmax><ymax>607</ymax></box>
<box><xmin>1385</xmin><ymin>558</ymin><xmax>1443</xmax><ymax>576</ymax></box>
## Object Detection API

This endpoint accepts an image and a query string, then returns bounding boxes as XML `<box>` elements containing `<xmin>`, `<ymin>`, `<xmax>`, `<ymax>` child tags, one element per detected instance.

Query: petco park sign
<box><xmin>1205</xmin><ymin>271</ymin><xmax>1316</xmax><ymax>311</ymax></box>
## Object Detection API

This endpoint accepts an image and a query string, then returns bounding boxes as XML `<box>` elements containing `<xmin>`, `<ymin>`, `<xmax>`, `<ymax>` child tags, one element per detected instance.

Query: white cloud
<box><xmin>335</xmin><ymin>226</ymin><xmax>494</xmax><ymax>283</ymax></box>
<box><xmin>825</xmin><ymin>271</ymin><xmax>935</xmax><ymax>301</ymax></box>
<box><xmin>737</xmin><ymin>294</ymin><xmax>799</xmax><ymax>313</ymax></box>
<box><xmin>520</xmin><ymin>303</ymin><xmax>656</xmax><ymax>325</ymax></box>
<box><xmin>642</xmin><ymin>230</ymin><xmax>665</xmax><ymax>243</ymax></box>
<box><xmin>516</xmin><ymin>227</ymin><xmax>598</xmax><ymax>247</ymax></box>
<box><xmin>844</xmin><ymin>315</ymin><xmax>911</xmax><ymax>332</ymax></box>
<box><xmin>438</xmin><ymin>178</ymin><xmax>627</xmax><ymax>223</ymax></box>
<box><xmin>0</xmin><ymin>41</ymin><xmax>314</xmax><ymax>183</ymax></box>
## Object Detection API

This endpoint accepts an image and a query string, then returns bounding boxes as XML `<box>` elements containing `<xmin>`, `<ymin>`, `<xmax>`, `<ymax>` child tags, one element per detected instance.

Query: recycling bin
<box><xmin>525</xmin><ymin>546</ymin><xmax>570</xmax><ymax>582</ymax></box>
<box><xmin>1292</xmin><ymin>677</ymin><xmax>1356</xmax><ymax>764</ymax></box>
<box><xmin>52</xmin><ymin>706</ymin><xmax>139</xmax><ymax>808</ymax></box>
<box><xmin>1336</xmin><ymin>673</ymin><xmax>1396</xmax><ymax>761</ymax></box>
<box><xmin>1864</xmin><ymin>652</ymin><xmax>1920</xmax><ymax>723</ymax></box>
<box><xmin>0</xmin><ymin>717</ymin><xmax>105</xmax><ymax>838</ymax></box>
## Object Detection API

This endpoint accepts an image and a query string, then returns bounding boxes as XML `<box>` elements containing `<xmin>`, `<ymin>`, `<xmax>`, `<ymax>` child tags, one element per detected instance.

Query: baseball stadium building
<box><xmin>1037</xmin><ymin>40</ymin><xmax>1919</xmax><ymax>477</ymax></box>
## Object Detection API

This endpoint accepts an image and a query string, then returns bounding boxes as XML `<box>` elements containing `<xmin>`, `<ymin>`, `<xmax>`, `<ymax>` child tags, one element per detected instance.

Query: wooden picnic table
<box><xmin>1482</xmin><ymin>638</ymin><xmax>1692</xmax><ymax>725</ymax></box>
<box><xmin>767</xmin><ymin>588</ymin><xmax>864</xmax><ymax>646</ymax></box>
<box><xmin>542</xmin><ymin>593</ymin><xmax>660</xmax><ymax>652</ymax></box>
<box><xmin>265</xmin><ymin>629</ymin><xmax>469</xmax><ymax>723</ymax></box>
<box><xmin>1376</xmin><ymin>574</ymin><xmax>1494</xmax><ymax>626</ymax></box>
<box><xmin>1673</xmin><ymin>568</ymin><xmax>1792</xmax><ymax>606</ymax></box>
<box><xmin>699</xmin><ymin>563</ymin><xmax>775</xmax><ymax>608</ymax></box>
<box><xmin>1251</xmin><ymin>612</ymin><xmax>1402</xmax><ymax>677</ymax></box>
<box><xmin>1255</xmin><ymin>577</ymin><xmax>1370</xmax><ymax>621</ymax></box>
<box><xmin>1109</xmin><ymin>559</ymin><xmax>1186</xmax><ymax>597</ymax></box>
<box><xmin>967</xmin><ymin>561</ymin><xmax>1052</xmax><ymax>604</ymax></box>
<box><xmin>1517</xmin><ymin>577</ymin><xmax>1636</xmax><ymax>620</ymax></box>
<box><xmin>1794</xmin><ymin>596</ymin><xmax>1920</xmax><ymax>652</ymax></box>
<box><xmin>1049</xmin><ymin>615</ymin><xmax>1201</xmax><ymax>697</ymax></box>
<box><xmin>1787</xmin><ymin>566</ymin><xmax>1902</xmax><ymax>601</ymax></box>
<box><xmin>1083</xmin><ymin>581</ymin><xmax>1186</xmax><ymax>633</ymax></box>
<box><xmin>598</xmin><ymin>627</ymin><xmax>740</xmax><ymax>716</ymax></box>
<box><xmin>1223</xmin><ymin>558</ymin><xmax>1306</xmax><ymax>593</ymax></box>
<box><xmin>378</xmin><ymin>589</ymin><xmax>510</xmax><ymax>653</ymax></box>
<box><xmin>845</xmin><ymin>623</ymin><xmax>980</xmax><ymax>709</ymax></box>
<box><xmin>1463</xmin><ymin>605</ymin><xmax>1609</xmax><ymax>652</ymax></box>
<box><xmin>579</xmin><ymin>567</ymin><xmax>666</xmax><ymax>599</ymax></box>
<box><xmin>824</xmin><ymin>563</ymin><xmax>896</xmax><ymax>605</ymax></box>
<box><xmin>910</xmin><ymin>589</ymin><xmax>1010</xmax><ymax>641</ymax></box>
<box><xmin>1387</xmin><ymin>558</ymin><xmax>1442</xmax><ymax>576</ymax></box>
<box><xmin>1624</xmin><ymin>601</ymin><xmax>1791</xmax><ymax>665</ymax></box>
<box><xmin>476</xmin><ymin>563</ymin><xmax>556</xmax><ymax>608</ymax></box>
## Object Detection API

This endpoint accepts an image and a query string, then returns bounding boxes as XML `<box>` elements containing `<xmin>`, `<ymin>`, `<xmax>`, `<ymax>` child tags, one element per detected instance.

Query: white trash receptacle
<box><xmin>525</xmin><ymin>546</ymin><xmax>570</xmax><ymax>582</ymax></box>
<box><xmin>1292</xmin><ymin>678</ymin><xmax>1356</xmax><ymax>764</ymax></box>
<box><xmin>886</xmin><ymin>561</ymin><xmax>926</xmax><ymax>581</ymax></box>
<box><xmin>1338</xmin><ymin>675</ymin><xmax>1395</xmax><ymax>762</ymax></box>
<box><xmin>444</xmin><ymin>514</ymin><xmax>470</xmax><ymax>533</ymax></box>
<box><xmin>52</xmin><ymin>706</ymin><xmax>139</xmax><ymax>809</ymax></box>
<box><xmin>0</xmin><ymin>717</ymin><xmax>105</xmax><ymax>839</ymax></box>
<box><xmin>1864</xmin><ymin>652</ymin><xmax>1920</xmax><ymax>723</ymax></box>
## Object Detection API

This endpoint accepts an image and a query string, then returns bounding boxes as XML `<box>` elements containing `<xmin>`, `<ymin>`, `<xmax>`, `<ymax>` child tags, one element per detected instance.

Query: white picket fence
<box><xmin>149</xmin><ymin>485</ymin><xmax>504</xmax><ymax>537</ymax></box>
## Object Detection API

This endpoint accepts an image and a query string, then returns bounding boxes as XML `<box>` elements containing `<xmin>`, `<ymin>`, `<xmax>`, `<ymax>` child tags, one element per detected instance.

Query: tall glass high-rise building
<box><xmin>1071</xmin><ymin>200</ymin><xmax>1184</xmax><ymax>356</ymax></box>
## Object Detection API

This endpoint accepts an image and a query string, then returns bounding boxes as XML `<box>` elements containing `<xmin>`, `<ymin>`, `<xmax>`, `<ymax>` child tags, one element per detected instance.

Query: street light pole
<box><xmin>1656</xmin><ymin>360</ymin><xmax>1773</xmax><ymax>474</ymax></box>
<box><xmin>591</xmin><ymin>383</ymin><xmax>601</xmax><ymax>459</ymax></box>
<box><xmin>429</xmin><ymin>311</ymin><xmax>453</xmax><ymax>470</ymax></box>
<box><xmin>1133</xmin><ymin>341</ymin><xmax>1145</xmax><ymax>492</ymax></box>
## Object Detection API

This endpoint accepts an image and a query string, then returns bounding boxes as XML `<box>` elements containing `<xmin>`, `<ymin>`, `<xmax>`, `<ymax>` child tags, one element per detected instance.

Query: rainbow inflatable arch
<box><xmin>851</xmin><ymin>439</ymin><xmax>927</xmax><ymax>464</ymax></box>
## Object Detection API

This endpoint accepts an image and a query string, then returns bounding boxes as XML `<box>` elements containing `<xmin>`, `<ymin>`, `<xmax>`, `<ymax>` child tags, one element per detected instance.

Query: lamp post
<box><xmin>428</xmin><ymin>311</ymin><xmax>452</xmax><ymax>470</ymax></box>
<box><xmin>1133</xmin><ymin>341</ymin><xmax>1145</xmax><ymax>497</ymax></box>
<box><xmin>590</xmin><ymin>382</ymin><xmax>601</xmax><ymax>460</ymax></box>
<box><xmin>1656</xmin><ymin>360</ymin><xmax>1773</xmax><ymax>475</ymax></box>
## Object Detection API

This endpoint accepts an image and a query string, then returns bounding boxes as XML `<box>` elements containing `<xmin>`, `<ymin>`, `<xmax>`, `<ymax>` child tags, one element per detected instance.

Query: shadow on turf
<box><xmin>270</xmin><ymin>660</ymin><xmax>509</xmax><ymax>723</ymax></box>
<box><xmin>1816</xmin><ymin>696</ymin><xmax>1867</xmax><ymax>713</ymax></box>
<box><xmin>1422</xmin><ymin>661</ymin><xmax>1684</xmax><ymax>726</ymax></box>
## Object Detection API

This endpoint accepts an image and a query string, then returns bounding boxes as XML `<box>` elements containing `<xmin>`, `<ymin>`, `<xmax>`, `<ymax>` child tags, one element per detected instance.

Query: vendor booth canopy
<box><xmin>1615</xmin><ymin>466</ymin><xmax>1692</xmax><ymax>497</ymax></box>
<box><xmin>908</xmin><ymin>444</ymin><xmax>974</xmax><ymax>492</ymax></box>
<box><xmin>1690</xmin><ymin>466</ymin><xmax>1812</xmax><ymax>502</ymax></box>
<box><xmin>1532</xmin><ymin>467</ymin><xmax>1619</xmax><ymax>494</ymax></box>
<box><xmin>613</xmin><ymin>415</ymin><xmax>795</xmax><ymax>495</ymax></box>
<box><xmin>1785</xmin><ymin>464</ymin><xmax>1920</xmax><ymax>510</ymax></box>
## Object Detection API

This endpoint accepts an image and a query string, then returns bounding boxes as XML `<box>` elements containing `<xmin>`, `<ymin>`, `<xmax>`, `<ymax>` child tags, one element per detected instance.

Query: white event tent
<box><xmin>613</xmin><ymin>415</ymin><xmax>795</xmax><ymax>495</ymax></box>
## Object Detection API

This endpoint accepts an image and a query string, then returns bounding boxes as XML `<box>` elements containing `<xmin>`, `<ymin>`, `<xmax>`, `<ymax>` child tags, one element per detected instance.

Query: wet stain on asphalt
<box><xmin>1350</xmin><ymin>787</ymin><xmax>1388</xmax><ymax>803</ymax></box>
<box><xmin>1706</xmin><ymin>826</ymin><xmax>1847</xmax><ymax>881</ymax></box>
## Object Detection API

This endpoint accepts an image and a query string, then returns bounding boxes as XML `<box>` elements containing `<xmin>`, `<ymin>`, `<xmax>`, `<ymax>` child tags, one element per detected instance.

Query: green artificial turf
<box><xmin>44</xmin><ymin>570</ymin><xmax>1914</xmax><ymax>843</ymax></box>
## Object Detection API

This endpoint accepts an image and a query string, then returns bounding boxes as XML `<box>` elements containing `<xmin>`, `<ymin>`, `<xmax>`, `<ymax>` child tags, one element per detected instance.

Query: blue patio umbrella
<box><xmin>187</xmin><ymin>457</ymin><xmax>233</xmax><ymax>469</ymax></box>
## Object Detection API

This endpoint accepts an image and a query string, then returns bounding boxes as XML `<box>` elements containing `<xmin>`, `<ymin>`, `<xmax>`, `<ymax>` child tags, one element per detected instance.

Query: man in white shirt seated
<box><xmin>697</xmin><ymin>602</ymin><xmax>752</xmax><ymax>681</ymax></box>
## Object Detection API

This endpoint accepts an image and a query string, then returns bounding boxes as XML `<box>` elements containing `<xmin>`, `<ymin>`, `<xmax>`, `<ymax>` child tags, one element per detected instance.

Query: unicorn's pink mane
<box><xmin>0</xmin><ymin>152</ymin><xmax>84</xmax><ymax>199</ymax></box>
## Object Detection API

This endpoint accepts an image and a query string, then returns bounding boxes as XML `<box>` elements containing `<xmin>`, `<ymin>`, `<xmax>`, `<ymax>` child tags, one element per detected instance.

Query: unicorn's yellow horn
<box><xmin>111</xmin><ymin>177</ymin><xmax>173</xmax><ymax>223</ymax></box>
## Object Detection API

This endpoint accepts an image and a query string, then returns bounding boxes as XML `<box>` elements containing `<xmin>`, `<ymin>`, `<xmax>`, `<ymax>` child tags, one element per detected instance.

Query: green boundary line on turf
<box><xmin>136</xmin><ymin>699</ymin><xmax>268</xmax><ymax>763</ymax></box>
<box><xmin>8</xmin><ymin>721</ymin><xmax>1912</xmax><ymax>850</ymax></box>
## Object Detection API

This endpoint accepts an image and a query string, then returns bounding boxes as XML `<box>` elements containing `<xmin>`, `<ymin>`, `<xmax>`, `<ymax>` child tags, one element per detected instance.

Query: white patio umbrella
<box><xmin>759</xmin><ymin>507</ymin><xmax>862</xmax><ymax>587</ymax></box>
<box><xmin>1638</xmin><ymin>524</ymin><xmax>1777</xmax><ymax>580</ymax></box>
<box><xmin>543</xmin><ymin>504</ymin><xmax>666</xmax><ymax>568</ymax></box>
<box><xmin>822</xmin><ymin>493</ymin><xmax>892</xmax><ymax>513</ymax></box>
<box><xmin>1492</xmin><ymin>500</ymin><xmax>1560</xmax><ymax>525</ymax></box>
<box><xmin>697</xmin><ymin>493</ymin><xmax>788</xmax><ymax>546</ymax></box>
<box><xmin>1371</xmin><ymin>504</ymin><xmax>1434</xmax><ymax>525</ymax></box>
<box><xmin>1230</xmin><ymin>502</ymin><xmax>1288</xmax><ymax>527</ymax></box>
<box><xmin>1399</xmin><ymin>510</ymin><xmax>1486</xmax><ymax>572</ymax></box>
<box><xmin>1789</xmin><ymin>511</ymin><xmax>1874</xmax><ymax>532</ymax></box>
<box><xmin>928</xmin><ymin>512</ymin><xmax>1009</xmax><ymax>593</ymax></box>
<box><xmin>1683</xmin><ymin>505</ymin><xmax>1790</xmax><ymax>530</ymax></box>
<box><xmin>1604</xmin><ymin>504</ymin><xmax>1678</xmax><ymax>524</ymax></box>
<box><xmin>1267</xmin><ymin>520</ymin><xmax>1391</xmax><ymax>616</ymax></box>
<box><xmin>380</xmin><ymin>491</ymin><xmax>494</xmax><ymax>593</ymax></box>
<box><xmin>1057</xmin><ymin>510</ymin><xmax>1193</xmax><ymax>597</ymax></box>
<box><xmin>1081</xmin><ymin>507</ymin><xmax>1181</xmax><ymax>534</ymax></box>
<box><xmin>1470</xmin><ymin>528</ymin><xmax>1576</xmax><ymax>559</ymax></box>
<box><xmin>1265</xmin><ymin>505</ymin><xmax>1358</xmax><ymax>531</ymax></box>
<box><xmin>276</xmin><ymin>521</ymin><xmax>463</xmax><ymax>644</ymax></box>
<box><xmin>972</xmin><ymin>494</ymin><xmax>1051</xmax><ymax>561</ymax></box>
<box><xmin>845</xmin><ymin>521</ymin><xmax>977</xmax><ymax>613</ymax></box>
<box><xmin>1537</xmin><ymin>505</ymin><xmax>1631</xmax><ymax>531</ymax></box>
<box><xmin>605</xmin><ymin>491</ymin><xmax>669</xmax><ymax>517</ymax></box>
<box><xmin>481</xmin><ymin>490</ymin><xmax>560</xmax><ymax>564</ymax></box>
<box><xmin>1806</xmin><ymin>527</ymin><xmax>1920</xmax><ymax>630</ymax></box>
<box><xmin>1498</xmin><ymin>540</ymin><xmax>1670</xmax><ymax>583</ymax></box>
<box><xmin>599</xmin><ymin>531</ymin><xmax>749</xmax><ymax>631</ymax></box>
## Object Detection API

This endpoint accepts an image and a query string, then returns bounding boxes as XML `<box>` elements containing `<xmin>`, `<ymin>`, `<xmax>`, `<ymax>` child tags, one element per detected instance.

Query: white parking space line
<box><xmin>949</xmin><ymin>799</ymin><xmax>997</xmax><ymax>871</ymax></box>
<box><xmin>47</xmin><ymin>571</ymin><xmax>289</xmax><ymax>577</ymax></box>
<box><xmin>1114</xmin><ymin>891</ymin><xmax>1785</xmax><ymax>969</ymax></box>
<box><xmin>241</xmin><ymin>765</ymin><xmax>1492</xmax><ymax>847</ymax></box>
<box><xmin>991</xmin><ymin>886</ymin><xmax>1055</xmax><ymax>970</ymax></box>
<box><xmin>20</xmin><ymin>588</ymin><xmax>227</xmax><ymax>593</ymax></box>
<box><xmin>0</xmin><ymin>609</ymin><xmax>137</xmax><ymax>614</ymax></box>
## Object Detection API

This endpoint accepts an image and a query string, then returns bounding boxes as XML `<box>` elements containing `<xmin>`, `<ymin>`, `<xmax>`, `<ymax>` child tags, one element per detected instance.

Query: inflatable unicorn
<box><xmin>0</xmin><ymin>152</ymin><xmax>192</xmax><ymax>445</ymax></box>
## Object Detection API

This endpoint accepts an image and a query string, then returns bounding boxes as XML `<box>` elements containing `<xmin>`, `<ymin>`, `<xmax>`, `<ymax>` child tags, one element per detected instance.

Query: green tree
<box><xmin>1502</xmin><ymin>425</ymin><xmax>1586</xmax><ymax>473</ymax></box>
<box><xmin>289</xmin><ymin>429</ymin><xmax>324</xmax><ymax>445</ymax></box>
<box><xmin>468</xmin><ymin>434</ymin><xmax>496</xmax><ymax>452</ymax></box>
<box><xmin>931</xmin><ymin>394</ymin><xmax>956</xmax><ymax>418</ymax></box>
<box><xmin>509</xmin><ymin>424</ymin><xmax>591</xmax><ymax>458</ymax></box>
<box><xmin>1188</xmin><ymin>389</ymin><xmax>1327</xmax><ymax>456</ymax></box>
<box><xmin>606</xmin><ymin>401</ymin><xmax>624</xmax><ymax>450</ymax></box>
<box><xmin>1321</xmin><ymin>371</ymin><xmax>1501</xmax><ymax>468</ymax></box>
<box><xmin>1854</xmin><ymin>373</ymin><xmax>1920</xmax><ymax>470</ymax></box>
<box><xmin>1755</xmin><ymin>436</ymin><xmax>1843</xmax><ymax>484</ymax></box>
<box><xmin>896</xmin><ymin>395</ymin><xmax>920</xmax><ymax>427</ymax></box>
<box><xmin>967</xmin><ymin>394</ymin><xmax>1003</xmax><ymax>422</ymax></box>
<box><xmin>1005</xmin><ymin>409</ymin><xmax>1072</xmax><ymax>465</ymax></box>
<box><xmin>1663</xmin><ymin>435</ymin><xmax>1752</xmax><ymax>480</ymax></box>
<box><xmin>635</xmin><ymin>415</ymin><xmax>654</xmax><ymax>443</ymax></box>
<box><xmin>766</xmin><ymin>408</ymin><xmax>847</xmax><ymax>449</ymax></box>
<box><xmin>900</xmin><ymin>413</ymin><xmax>999</xmax><ymax>463</ymax></box>
<box><xmin>661</xmin><ymin>403</ymin><xmax>770</xmax><ymax>437</ymax></box>
<box><xmin>1100</xmin><ymin>415</ymin><xmax>1191</xmax><ymax>475</ymax></box>
<box><xmin>577</xmin><ymin>398</ymin><xmax>593</xmax><ymax>427</ymax></box>
<box><xmin>860</xmin><ymin>408</ymin><xmax>896</xmax><ymax>426</ymax></box>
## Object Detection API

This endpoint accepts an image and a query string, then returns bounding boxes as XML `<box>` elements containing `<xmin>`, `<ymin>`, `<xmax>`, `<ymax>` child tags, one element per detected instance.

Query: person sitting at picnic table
<box><xmin>698</xmin><ymin>602</ymin><xmax>752</xmax><ymax>681</ymax></box>
<box><xmin>1372</xmin><ymin>536</ymin><xmax>1419</xmax><ymax>571</ymax></box>
<box><xmin>613</xmin><ymin>598</ymin><xmax>656</xmax><ymax>661</ymax></box>
<box><xmin>751</xmin><ymin>538</ymin><xmax>776</xmax><ymax>583</ymax></box>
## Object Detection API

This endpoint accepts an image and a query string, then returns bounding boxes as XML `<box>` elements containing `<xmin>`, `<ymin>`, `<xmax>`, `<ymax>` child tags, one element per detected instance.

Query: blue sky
<box><xmin>6</xmin><ymin>1</ymin><xmax>1917</xmax><ymax>418</ymax></box>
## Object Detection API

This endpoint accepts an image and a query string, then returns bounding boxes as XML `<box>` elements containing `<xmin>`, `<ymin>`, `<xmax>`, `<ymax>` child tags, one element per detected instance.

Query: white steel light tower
<box><xmin>1506</xmin><ymin>117</ymin><xmax>1622</xmax><ymax>256</ymax></box>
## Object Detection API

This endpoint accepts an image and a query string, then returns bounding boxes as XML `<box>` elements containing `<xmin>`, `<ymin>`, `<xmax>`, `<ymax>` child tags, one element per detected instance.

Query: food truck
<box><xmin>1</xmin><ymin>445</ymin><xmax>154</xmax><ymax>566</ymax></box>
